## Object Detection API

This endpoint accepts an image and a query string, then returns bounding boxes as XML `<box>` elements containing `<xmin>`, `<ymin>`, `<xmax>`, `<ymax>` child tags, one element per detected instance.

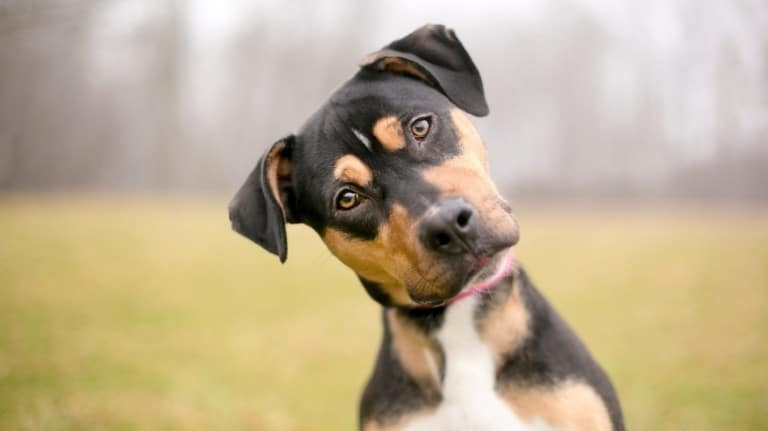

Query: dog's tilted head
<box><xmin>229</xmin><ymin>24</ymin><xmax>519</xmax><ymax>307</ymax></box>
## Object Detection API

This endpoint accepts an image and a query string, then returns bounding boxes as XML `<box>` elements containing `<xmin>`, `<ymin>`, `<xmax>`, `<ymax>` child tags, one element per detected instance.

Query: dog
<box><xmin>229</xmin><ymin>24</ymin><xmax>624</xmax><ymax>431</ymax></box>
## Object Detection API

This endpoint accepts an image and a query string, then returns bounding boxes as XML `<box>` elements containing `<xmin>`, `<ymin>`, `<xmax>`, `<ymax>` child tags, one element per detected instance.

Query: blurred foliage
<box><xmin>1</xmin><ymin>196</ymin><xmax>766</xmax><ymax>430</ymax></box>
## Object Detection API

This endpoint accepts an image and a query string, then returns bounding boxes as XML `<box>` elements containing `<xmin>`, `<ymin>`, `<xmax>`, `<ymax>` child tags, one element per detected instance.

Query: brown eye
<box><xmin>410</xmin><ymin>117</ymin><xmax>431</xmax><ymax>139</ymax></box>
<box><xmin>336</xmin><ymin>189</ymin><xmax>361</xmax><ymax>210</ymax></box>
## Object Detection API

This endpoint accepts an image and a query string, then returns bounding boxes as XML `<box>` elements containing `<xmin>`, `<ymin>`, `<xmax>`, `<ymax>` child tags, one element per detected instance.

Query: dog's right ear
<box><xmin>228</xmin><ymin>135</ymin><xmax>296</xmax><ymax>263</ymax></box>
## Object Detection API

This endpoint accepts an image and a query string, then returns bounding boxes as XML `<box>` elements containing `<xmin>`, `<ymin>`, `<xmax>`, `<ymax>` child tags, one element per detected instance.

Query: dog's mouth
<box><xmin>457</xmin><ymin>247</ymin><xmax>515</xmax><ymax>293</ymax></box>
<box><xmin>412</xmin><ymin>247</ymin><xmax>515</xmax><ymax>308</ymax></box>
<box><xmin>469</xmin><ymin>255</ymin><xmax>495</xmax><ymax>279</ymax></box>
<box><xmin>473</xmin><ymin>248</ymin><xmax>510</xmax><ymax>276</ymax></box>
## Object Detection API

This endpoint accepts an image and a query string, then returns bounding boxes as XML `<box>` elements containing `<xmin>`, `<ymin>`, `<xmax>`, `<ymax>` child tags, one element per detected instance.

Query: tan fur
<box><xmin>265</xmin><ymin>140</ymin><xmax>290</xmax><ymax>217</ymax></box>
<box><xmin>362</xmin><ymin>420</ymin><xmax>392</xmax><ymax>431</ymax></box>
<box><xmin>377</xmin><ymin>57</ymin><xmax>433</xmax><ymax>84</ymax></box>
<box><xmin>502</xmin><ymin>380</ymin><xmax>613</xmax><ymax>431</ymax></box>
<box><xmin>360</xmin><ymin>52</ymin><xmax>380</xmax><ymax>67</ymax></box>
<box><xmin>477</xmin><ymin>270</ymin><xmax>530</xmax><ymax>368</ymax></box>
<box><xmin>362</xmin><ymin>410</ymin><xmax>435</xmax><ymax>431</ymax></box>
<box><xmin>421</xmin><ymin>109</ymin><xmax>494</xmax><ymax>195</ymax></box>
<box><xmin>372</xmin><ymin>116</ymin><xmax>406</xmax><ymax>152</ymax></box>
<box><xmin>322</xmin><ymin>204</ymin><xmax>451</xmax><ymax>305</ymax></box>
<box><xmin>450</xmin><ymin>108</ymin><xmax>489</xmax><ymax>169</ymax></box>
<box><xmin>422</xmin><ymin>108</ymin><xmax>515</xmax><ymax>241</ymax></box>
<box><xmin>333</xmin><ymin>154</ymin><xmax>373</xmax><ymax>186</ymax></box>
<box><xmin>387</xmin><ymin>309</ymin><xmax>441</xmax><ymax>392</ymax></box>
<box><xmin>361</xmin><ymin>52</ymin><xmax>434</xmax><ymax>86</ymax></box>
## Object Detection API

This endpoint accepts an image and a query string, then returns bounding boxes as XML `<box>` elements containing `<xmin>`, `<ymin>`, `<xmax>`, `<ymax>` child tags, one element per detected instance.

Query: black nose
<box><xmin>420</xmin><ymin>197</ymin><xmax>479</xmax><ymax>255</ymax></box>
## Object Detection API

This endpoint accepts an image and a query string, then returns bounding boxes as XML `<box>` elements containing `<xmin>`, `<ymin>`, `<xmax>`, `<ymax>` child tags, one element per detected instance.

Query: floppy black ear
<box><xmin>228</xmin><ymin>135</ymin><xmax>296</xmax><ymax>263</ymax></box>
<box><xmin>360</xmin><ymin>24</ymin><xmax>489</xmax><ymax>117</ymax></box>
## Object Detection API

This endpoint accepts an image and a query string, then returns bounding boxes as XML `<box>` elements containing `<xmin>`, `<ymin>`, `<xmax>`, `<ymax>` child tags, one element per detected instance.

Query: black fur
<box><xmin>229</xmin><ymin>135</ymin><xmax>294</xmax><ymax>262</ymax></box>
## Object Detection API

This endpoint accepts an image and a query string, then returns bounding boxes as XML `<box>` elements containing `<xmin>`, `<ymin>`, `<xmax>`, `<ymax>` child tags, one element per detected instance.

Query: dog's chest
<box><xmin>404</xmin><ymin>298</ymin><xmax>554</xmax><ymax>431</ymax></box>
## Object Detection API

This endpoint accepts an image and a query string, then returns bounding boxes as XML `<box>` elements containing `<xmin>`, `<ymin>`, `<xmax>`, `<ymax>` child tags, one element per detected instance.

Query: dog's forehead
<box><xmin>298</xmin><ymin>74</ymin><xmax>461</xmax><ymax>168</ymax></box>
<box><xmin>334</xmin><ymin>72</ymin><xmax>451</xmax><ymax>112</ymax></box>
<box><xmin>300</xmin><ymin>73</ymin><xmax>452</xmax><ymax>140</ymax></box>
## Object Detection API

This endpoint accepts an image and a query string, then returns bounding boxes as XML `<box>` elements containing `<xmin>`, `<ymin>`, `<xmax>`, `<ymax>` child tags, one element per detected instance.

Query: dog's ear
<box><xmin>228</xmin><ymin>135</ymin><xmax>297</xmax><ymax>263</ymax></box>
<box><xmin>360</xmin><ymin>24</ymin><xmax>489</xmax><ymax>117</ymax></box>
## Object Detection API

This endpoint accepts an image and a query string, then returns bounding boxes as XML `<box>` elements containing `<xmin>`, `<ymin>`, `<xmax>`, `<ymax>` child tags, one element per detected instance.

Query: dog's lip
<box><xmin>469</xmin><ymin>255</ymin><xmax>493</xmax><ymax>277</ymax></box>
<box><xmin>462</xmin><ymin>247</ymin><xmax>513</xmax><ymax>288</ymax></box>
<box><xmin>412</xmin><ymin>248</ymin><xmax>514</xmax><ymax>308</ymax></box>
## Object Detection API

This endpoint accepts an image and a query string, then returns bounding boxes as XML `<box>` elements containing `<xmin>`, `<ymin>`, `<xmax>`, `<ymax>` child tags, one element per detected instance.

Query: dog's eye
<box><xmin>336</xmin><ymin>189</ymin><xmax>361</xmax><ymax>210</ymax></box>
<box><xmin>410</xmin><ymin>117</ymin><xmax>431</xmax><ymax>140</ymax></box>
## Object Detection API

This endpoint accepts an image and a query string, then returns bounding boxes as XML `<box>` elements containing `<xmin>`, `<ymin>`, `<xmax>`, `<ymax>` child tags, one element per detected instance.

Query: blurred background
<box><xmin>1</xmin><ymin>0</ymin><xmax>767</xmax><ymax>430</ymax></box>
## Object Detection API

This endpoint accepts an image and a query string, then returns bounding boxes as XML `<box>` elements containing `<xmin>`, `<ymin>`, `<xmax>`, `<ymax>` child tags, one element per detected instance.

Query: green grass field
<box><xmin>1</xmin><ymin>196</ymin><xmax>767</xmax><ymax>430</ymax></box>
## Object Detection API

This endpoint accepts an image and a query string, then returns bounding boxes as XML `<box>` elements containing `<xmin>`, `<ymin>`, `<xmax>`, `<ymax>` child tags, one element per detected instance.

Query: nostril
<box><xmin>456</xmin><ymin>209</ymin><xmax>473</xmax><ymax>229</ymax></box>
<box><xmin>433</xmin><ymin>232</ymin><xmax>452</xmax><ymax>248</ymax></box>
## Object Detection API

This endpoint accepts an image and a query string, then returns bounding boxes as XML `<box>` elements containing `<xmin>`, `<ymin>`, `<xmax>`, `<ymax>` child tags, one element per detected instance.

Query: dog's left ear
<box><xmin>361</xmin><ymin>24</ymin><xmax>489</xmax><ymax>117</ymax></box>
<box><xmin>228</xmin><ymin>135</ymin><xmax>297</xmax><ymax>263</ymax></box>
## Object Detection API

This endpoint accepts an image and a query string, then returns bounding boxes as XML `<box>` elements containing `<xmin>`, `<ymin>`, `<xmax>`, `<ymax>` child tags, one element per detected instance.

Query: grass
<box><xmin>0</xmin><ymin>195</ymin><xmax>766</xmax><ymax>430</ymax></box>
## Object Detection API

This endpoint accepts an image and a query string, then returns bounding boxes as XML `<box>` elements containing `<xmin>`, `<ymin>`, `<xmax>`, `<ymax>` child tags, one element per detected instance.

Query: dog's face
<box><xmin>229</xmin><ymin>25</ymin><xmax>518</xmax><ymax>307</ymax></box>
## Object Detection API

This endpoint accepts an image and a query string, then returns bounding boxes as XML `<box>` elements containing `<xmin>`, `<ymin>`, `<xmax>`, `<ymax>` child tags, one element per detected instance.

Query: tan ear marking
<box><xmin>359</xmin><ymin>52</ymin><xmax>382</xmax><ymax>67</ymax></box>
<box><xmin>265</xmin><ymin>140</ymin><xmax>289</xmax><ymax>217</ymax></box>
<box><xmin>373</xmin><ymin>116</ymin><xmax>406</xmax><ymax>152</ymax></box>
<box><xmin>333</xmin><ymin>154</ymin><xmax>373</xmax><ymax>186</ymax></box>
<box><xmin>360</xmin><ymin>51</ymin><xmax>435</xmax><ymax>86</ymax></box>
<box><xmin>376</xmin><ymin>57</ymin><xmax>433</xmax><ymax>84</ymax></box>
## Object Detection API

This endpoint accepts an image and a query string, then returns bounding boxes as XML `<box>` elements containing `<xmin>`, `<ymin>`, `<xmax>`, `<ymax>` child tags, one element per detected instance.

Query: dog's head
<box><xmin>229</xmin><ymin>24</ymin><xmax>519</xmax><ymax>307</ymax></box>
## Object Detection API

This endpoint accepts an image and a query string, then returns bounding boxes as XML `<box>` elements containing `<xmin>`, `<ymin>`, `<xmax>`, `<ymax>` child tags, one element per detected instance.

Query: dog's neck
<box><xmin>379</xmin><ymin>267</ymin><xmax>528</xmax><ymax>396</ymax></box>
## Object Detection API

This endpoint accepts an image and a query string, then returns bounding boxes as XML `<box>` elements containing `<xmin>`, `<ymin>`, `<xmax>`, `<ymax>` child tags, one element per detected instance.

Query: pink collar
<box><xmin>444</xmin><ymin>247</ymin><xmax>516</xmax><ymax>305</ymax></box>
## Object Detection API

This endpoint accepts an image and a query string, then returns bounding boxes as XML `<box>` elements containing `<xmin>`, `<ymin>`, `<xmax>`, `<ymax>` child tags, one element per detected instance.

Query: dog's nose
<box><xmin>420</xmin><ymin>197</ymin><xmax>479</xmax><ymax>255</ymax></box>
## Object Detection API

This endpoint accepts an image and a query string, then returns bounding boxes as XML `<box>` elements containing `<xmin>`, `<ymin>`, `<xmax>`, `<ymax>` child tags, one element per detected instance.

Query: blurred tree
<box><xmin>0</xmin><ymin>0</ymin><xmax>766</xmax><ymax>200</ymax></box>
<box><xmin>0</xmin><ymin>0</ymin><xmax>101</xmax><ymax>190</ymax></box>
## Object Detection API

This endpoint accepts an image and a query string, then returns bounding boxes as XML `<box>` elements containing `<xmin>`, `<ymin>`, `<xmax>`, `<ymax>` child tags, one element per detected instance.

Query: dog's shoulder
<box><xmin>494</xmin><ymin>268</ymin><xmax>625</xmax><ymax>431</ymax></box>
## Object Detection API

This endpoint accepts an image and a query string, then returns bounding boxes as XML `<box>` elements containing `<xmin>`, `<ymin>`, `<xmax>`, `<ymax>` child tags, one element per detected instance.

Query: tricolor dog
<box><xmin>229</xmin><ymin>24</ymin><xmax>624</xmax><ymax>431</ymax></box>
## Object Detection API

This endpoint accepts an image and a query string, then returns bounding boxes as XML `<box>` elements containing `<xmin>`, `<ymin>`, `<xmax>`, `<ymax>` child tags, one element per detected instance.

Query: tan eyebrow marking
<box><xmin>333</xmin><ymin>154</ymin><xmax>373</xmax><ymax>186</ymax></box>
<box><xmin>372</xmin><ymin>116</ymin><xmax>406</xmax><ymax>152</ymax></box>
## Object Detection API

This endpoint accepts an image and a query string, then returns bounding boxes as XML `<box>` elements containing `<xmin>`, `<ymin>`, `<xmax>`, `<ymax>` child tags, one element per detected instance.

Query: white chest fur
<box><xmin>403</xmin><ymin>297</ymin><xmax>554</xmax><ymax>431</ymax></box>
